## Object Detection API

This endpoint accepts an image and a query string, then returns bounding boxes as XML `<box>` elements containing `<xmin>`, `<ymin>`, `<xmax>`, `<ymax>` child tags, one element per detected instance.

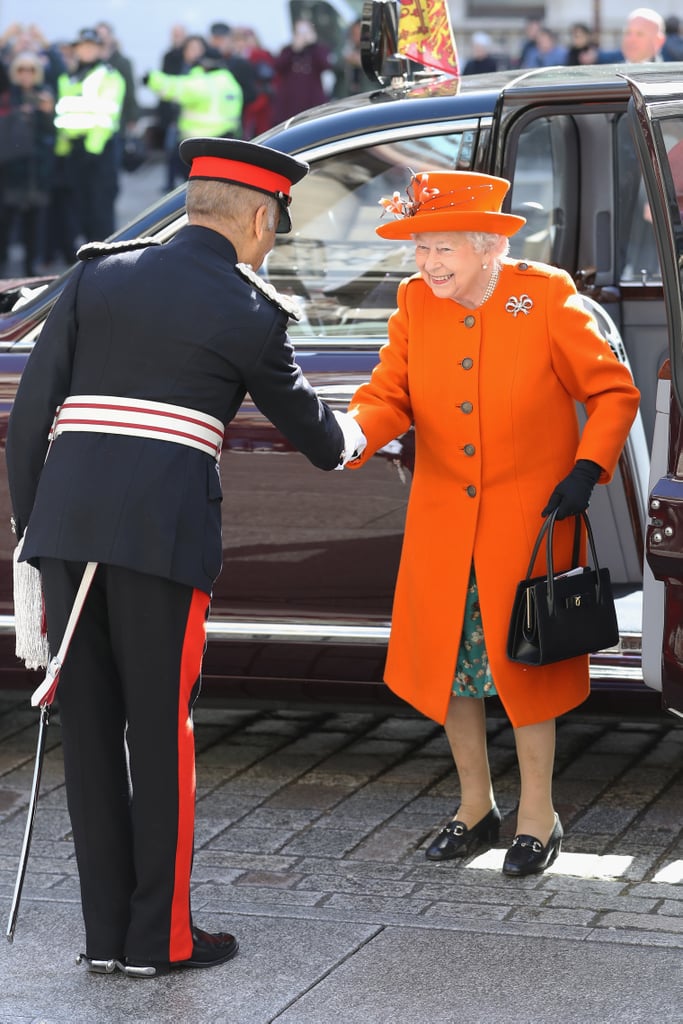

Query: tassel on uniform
<box><xmin>13</xmin><ymin>535</ymin><xmax>51</xmax><ymax>671</ymax></box>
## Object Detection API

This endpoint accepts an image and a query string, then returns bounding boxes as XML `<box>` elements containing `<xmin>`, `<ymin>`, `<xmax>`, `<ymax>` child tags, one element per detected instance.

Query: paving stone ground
<box><xmin>0</xmin><ymin>692</ymin><xmax>681</xmax><ymax>1024</ymax></box>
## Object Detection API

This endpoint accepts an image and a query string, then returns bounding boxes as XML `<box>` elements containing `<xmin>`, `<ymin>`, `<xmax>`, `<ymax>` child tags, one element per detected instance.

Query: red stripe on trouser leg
<box><xmin>169</xmin><ymin>587</ymin><xmax>210</xmax><ymax>961</ymax></box>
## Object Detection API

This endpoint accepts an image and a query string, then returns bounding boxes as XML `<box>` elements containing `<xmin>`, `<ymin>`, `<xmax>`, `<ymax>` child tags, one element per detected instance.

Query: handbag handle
<box><xmin>524</xmin><ymin>510</ymin><xmax>581</xmax><ymax>579</ymax></box>
<box><xmin>525</xmin><ymin>510</ymin><xmax>604</xmax><ymax>612</ymax></box>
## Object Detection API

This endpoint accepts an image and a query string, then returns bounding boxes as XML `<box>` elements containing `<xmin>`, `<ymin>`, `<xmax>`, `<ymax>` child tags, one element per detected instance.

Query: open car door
<box><xmin>627</xmin><ymin>69</ymin><xmax>683</xmax><ymax>718</ymax></box>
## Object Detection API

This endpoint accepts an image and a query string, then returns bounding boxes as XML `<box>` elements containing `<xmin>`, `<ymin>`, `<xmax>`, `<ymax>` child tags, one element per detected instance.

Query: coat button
<box><xmin>460</xmin><ymin>401</ymin><xmax>473</xmax><ymax>414</ymax></box>
<box><xmin>464</xmin><ymin>315</ymin><xmax>476</xmax><ymax>328</ymax></box>
<box><xmin>466</xmin><ymin>485</ymin><xmax>477</xmax><ymax>497</ymax></box>
<box><xmin>519</xmin><ymin>262</ymin><xmax>529</xmax><ymax>270</ymax></box>
<box><xmin>461</xmin><ymin>357</ymin><xmax>473</xmax><ymax>370</ymax></box>
<box><xmin>464</xmin><ymin>444</ymin><xmax>476</xmax><ymax>456</ymax></box>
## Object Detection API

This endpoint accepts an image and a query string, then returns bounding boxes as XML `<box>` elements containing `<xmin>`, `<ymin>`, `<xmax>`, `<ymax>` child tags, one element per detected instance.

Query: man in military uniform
<box><xmin>54</xmin><ymin>27</ymin><xmax>126</xmax><ymax>250</ymax></box>
<box><xmin>6</xmin><ymin>137</ymin><xmax>365</xmax><ymax>978</ymax></box>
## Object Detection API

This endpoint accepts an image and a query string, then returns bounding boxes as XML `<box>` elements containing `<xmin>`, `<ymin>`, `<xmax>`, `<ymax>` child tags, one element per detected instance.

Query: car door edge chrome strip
<box><xmin>0</xmin><ymin>616</ymin><xmax>642</xmax><ymax>680</ymax></box>
<box><xmin>205</xmin><ymin>621</ymin><xmax>390</xmax><ymax>643</ymax></box>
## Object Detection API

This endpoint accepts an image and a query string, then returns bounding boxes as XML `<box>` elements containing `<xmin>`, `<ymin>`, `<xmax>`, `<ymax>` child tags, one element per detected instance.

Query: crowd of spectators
<box><xmin>0</xmin><ymin>20</ymin><xmax>138</xmax><ymax>278</ymax></box>
<box><xmin>0</xmin><ymin>10</ymin><xmax>677</xmax><ymax>277</ymax></box>
<box><xmin>466</xmin><ymin>8</ymin><xmax>675</xmax><ymax>74</ymax></box>
<box><xmin>0</xmin><ymin>17</ymin><xmax>375</xmax><ymax>277</ymax></box>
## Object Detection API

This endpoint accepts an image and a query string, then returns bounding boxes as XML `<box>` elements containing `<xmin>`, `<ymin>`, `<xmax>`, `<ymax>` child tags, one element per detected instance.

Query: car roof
<box><xmin>257</xmin><ymin>62</ymin><xmax>674</xmax><ymax>156</ymax></box>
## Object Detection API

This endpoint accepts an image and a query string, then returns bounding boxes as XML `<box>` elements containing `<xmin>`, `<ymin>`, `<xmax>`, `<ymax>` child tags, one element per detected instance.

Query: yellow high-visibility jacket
<box><xmin>147</xmin><ymin>65</ymin><xmax>243</xmax><ymax>139</ymax></box>
<box><xmin>54</xmin><ymin>63</ymin><xmax>126</xmax><ymax>156</ymax></box>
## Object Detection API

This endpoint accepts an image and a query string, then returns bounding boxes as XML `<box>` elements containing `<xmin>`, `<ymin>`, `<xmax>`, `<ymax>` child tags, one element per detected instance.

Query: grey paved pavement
<box><xmin>0</xmin><ymin>692</ymin><xmax>682</xmax><ymax>1024</ymax></box>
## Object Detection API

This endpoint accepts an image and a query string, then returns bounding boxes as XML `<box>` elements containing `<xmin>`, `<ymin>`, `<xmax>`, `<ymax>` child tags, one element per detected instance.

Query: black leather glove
<box><xmin>541</xmin><ymin>459</ymin><xmax>603</xmax><ymax>520</ymax></box>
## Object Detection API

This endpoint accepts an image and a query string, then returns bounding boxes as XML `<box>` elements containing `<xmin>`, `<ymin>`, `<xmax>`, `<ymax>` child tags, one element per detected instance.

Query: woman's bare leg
<box><xmin>443</xmin><ymin>695</ymin><xmax>495</xmax><ymax>826</ymax></box>
<box><xmin>512</xmin><ymin>717</ymin><xmax>557</xmax><ymax>841</ymax></box>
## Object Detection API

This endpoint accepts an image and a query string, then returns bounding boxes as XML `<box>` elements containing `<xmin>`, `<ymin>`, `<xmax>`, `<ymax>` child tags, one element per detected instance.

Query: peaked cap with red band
<box><xmin>179</xmin><ymin>137</ymin><xmax>309</xmax><ymax>233</ymax></box>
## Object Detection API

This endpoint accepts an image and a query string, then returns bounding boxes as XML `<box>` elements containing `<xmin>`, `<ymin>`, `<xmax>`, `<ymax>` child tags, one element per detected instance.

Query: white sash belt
<box><xmin>50</xmin><ymin>395</ymin><xmax>224</xmax><ymax>461</ymax></box>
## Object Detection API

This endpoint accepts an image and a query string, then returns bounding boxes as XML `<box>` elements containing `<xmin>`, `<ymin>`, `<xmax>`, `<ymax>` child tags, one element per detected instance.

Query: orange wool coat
<box><xmin>347</xmin><ymin>259</ymin><xmax>641</xmax><ymax>728</ymax></box>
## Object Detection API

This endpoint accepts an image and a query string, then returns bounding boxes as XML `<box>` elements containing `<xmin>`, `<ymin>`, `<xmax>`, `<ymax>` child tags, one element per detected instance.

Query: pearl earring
<box><xmin>482</xmin><ymin>262</ymin><xmax>488</xmax><ymax>270</ymax></box>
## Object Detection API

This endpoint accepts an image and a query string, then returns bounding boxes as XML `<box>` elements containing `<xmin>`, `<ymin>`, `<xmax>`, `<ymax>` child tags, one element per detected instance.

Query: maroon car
<box><xmin>1</xmin><ymin>48</ymin><xmax>682</xmax><ymax>717</ymax></box>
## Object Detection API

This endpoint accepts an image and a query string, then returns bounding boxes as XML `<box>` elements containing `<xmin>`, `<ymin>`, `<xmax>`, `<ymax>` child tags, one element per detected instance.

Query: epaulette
<box><xmin>236</xmin><ymin>262</ymin><xmax>303</xmax><ymax>322</ymax></box>
<box><xmin>77</xmin><ymin>237</ymin><xmax>161</xmax><ymax>260</ymax></box>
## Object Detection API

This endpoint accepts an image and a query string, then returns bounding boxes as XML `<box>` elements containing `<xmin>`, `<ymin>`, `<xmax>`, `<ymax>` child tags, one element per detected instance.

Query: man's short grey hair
<box><xmin>187</xmin><ymin>180</ymin><xmax>278</xmax><ymax>230</ymax></box>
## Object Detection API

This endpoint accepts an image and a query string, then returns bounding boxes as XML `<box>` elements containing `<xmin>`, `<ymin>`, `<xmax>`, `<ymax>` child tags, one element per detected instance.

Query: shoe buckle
<box><xmin>512</xmin><ymin>837</ymin><xmax>543</xmax><ymax>853</ymax></box>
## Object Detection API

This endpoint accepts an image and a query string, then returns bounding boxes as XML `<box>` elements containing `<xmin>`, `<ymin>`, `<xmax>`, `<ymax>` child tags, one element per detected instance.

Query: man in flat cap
<box><xmin>6</xmin><ymin>137</ymin><xmax>365</xmax><ymax>978</ymax></box>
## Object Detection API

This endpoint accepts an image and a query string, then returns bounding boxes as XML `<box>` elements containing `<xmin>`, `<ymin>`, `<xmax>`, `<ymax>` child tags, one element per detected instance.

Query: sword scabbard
<box><xmin>6</xmin><ymin>703</ymin><xmax>51</xmax><ymax>943</ymax></box>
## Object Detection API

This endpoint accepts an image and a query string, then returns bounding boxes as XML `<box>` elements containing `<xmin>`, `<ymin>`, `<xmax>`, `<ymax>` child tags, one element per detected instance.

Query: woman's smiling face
<box><xmin>413</xmin><ymin>231</ymin><xmax>485</xmax><ymax>306</ymax></box>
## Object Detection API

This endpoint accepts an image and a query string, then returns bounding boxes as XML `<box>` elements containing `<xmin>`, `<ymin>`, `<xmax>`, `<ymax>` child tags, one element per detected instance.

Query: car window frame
<box><xmin>268</xmin><ymin>117</ymin><xmax>492</xmax><ymax>349</ymax></box>
<box><xmin>626</xmin><ymin>86</ymin><xmax>683</xmax><ymax>415</ymax></box>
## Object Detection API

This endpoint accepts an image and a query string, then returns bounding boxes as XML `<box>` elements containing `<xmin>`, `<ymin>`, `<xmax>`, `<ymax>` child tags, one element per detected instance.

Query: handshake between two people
<box><xmin>333</xmin><ymin>411</ymin><xmax>367</xmax><ymax>469</ymax></box>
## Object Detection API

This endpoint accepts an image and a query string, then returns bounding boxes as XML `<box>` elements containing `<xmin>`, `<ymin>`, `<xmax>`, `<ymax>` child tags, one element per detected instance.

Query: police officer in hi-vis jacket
<box><xmin>5</xmin><ymin>137</ymin><xmax>366</xmax><ymax>978</ymax></box>
<box><xmin>54</xmin><ymin>27</ymin><xmax>126</xmax><ymax>247</ymax></box>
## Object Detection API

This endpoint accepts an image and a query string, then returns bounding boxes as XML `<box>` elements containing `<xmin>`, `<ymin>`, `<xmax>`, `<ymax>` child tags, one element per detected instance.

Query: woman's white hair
<box><xmin>466</xmin><ymin>232</ymin><xmax>510</xmax><ymax>257</ymax></box>
<box><xmin>411</xmin><ymin>230</ymin><xmax>510</xmax><ymax>257</ymax></box>
<box><xmin>9</xmin><ymin>51</ymin><xmax>45</xmax><ymax>86</ymax></box>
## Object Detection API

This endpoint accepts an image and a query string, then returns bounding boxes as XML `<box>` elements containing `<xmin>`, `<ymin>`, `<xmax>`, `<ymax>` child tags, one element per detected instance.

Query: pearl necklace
<box><xmin>478</xmin><ymin>261</ymin><xmax>500</xmax><ymax>307</ymax></box>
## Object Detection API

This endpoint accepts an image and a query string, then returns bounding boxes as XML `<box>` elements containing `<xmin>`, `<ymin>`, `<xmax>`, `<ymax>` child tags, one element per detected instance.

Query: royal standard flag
<box><xmin>398</xmin><ymin>0</ymin><xmax>459</xmax><ymax>77</ymax></box>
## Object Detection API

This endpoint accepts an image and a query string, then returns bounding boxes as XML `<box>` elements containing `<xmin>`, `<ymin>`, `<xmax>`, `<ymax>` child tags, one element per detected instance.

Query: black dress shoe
<box><xmin>121</xmin><ymin>927</ymin><xmax>239</xmax><ymax>978</ymax></box>
<box><xmin>502</xmin><ymin>813</ymin><xmax>563</xmax><ymax>877</ymax></box>
<box><xmin>425</xmin><ymin>805</ymin><xmax>501</xmax><ymax>861</ymax></box>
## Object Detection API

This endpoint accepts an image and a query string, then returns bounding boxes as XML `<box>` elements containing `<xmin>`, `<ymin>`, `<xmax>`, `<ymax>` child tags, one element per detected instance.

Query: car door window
<box><xmin>651</xmin><ymin>117</ymin><xmax>683</xmax><ymax>227</ymax></box>
<box><xmin>264</xmin><ymin>129</ymin><xmax>478</xmax><ymax>339</ymax></box>
<box><xmin>508</xmin><ymin>115</ymin><xmax>578</xmax><ymax>268</ymax></box>
<box><xmin>616</xmin><ymin>112</ymin><xmax>662</xmax><ymax>284</ymax></box>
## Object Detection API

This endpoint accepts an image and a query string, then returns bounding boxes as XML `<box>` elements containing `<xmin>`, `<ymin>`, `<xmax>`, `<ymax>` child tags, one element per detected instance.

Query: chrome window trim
<box><xmin>296</xmin><ymin>117</ymin><xmax>487</xmax><ymax>167</ymax></box>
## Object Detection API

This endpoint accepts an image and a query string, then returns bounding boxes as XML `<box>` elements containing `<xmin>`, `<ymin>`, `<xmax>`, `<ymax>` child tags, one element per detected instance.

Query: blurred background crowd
<box><xmin>0</xmin><ymin>9</ymin><xmax>679</xmax><ymax>279</ymax></box>
<box><xmin>0</xmin><ymin>15</ymin><xmax>377</xmax><ymax>279</ymax></box>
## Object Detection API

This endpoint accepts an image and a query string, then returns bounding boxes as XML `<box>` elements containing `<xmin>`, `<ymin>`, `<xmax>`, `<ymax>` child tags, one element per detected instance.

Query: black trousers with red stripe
<box><xmin>40</xmin><ymin>559</ymin><xmax>209</xmax><ymax>964</ymax></box>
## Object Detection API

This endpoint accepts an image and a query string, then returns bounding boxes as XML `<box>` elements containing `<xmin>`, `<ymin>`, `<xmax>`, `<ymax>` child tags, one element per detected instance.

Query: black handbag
<box><xmin>507</xmin><ymin>510</ymin><xmax>619</xmax><ymax>666</ymax></box>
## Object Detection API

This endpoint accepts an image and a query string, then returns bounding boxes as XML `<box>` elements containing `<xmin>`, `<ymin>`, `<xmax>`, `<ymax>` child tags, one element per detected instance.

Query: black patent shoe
<box><xmin>425</xmin><ymin>805</ymin><xmax>501</xmax><ymax>861</ymax></box>
<box><xmin>76</xmin><ymin>953</ymin><xmax>120</xmax><ymax>974</ymax></box>
<box><xmin>502</xmin><ymin>813</ymin><xmax>563</xmax><ymax>877</ymax></box>
<box><xmin>121</xmin><ymin>927</ymin><xmax>239</xmax><ymax>978</ymax></box>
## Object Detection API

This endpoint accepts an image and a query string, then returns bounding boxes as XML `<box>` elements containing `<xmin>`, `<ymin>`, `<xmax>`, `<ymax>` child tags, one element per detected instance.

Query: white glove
<box><xmin>333</xmin><ymin>411</ymin><xmax>367</xmax><ymax>469</ymax></box>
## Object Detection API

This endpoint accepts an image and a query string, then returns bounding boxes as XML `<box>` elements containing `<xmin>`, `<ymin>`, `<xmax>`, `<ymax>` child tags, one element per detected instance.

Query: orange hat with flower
<box><xmin>376</xmin><ymin>170</ymin><xmax>526</xmax><ymax>239</ymax></box>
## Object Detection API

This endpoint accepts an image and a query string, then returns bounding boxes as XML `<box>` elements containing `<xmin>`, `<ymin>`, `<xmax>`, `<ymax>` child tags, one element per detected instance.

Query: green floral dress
<box><xmin>452</xmin><ymin>564</ymin><xmax>498</xmax><ymax>698</ymax></box>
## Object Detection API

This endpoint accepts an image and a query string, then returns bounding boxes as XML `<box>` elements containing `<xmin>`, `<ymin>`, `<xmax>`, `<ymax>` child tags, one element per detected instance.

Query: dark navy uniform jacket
<box><xmin>6</xmin><ymin>224</ymin><xmax>344</xmax><ymax>595</ymax></box>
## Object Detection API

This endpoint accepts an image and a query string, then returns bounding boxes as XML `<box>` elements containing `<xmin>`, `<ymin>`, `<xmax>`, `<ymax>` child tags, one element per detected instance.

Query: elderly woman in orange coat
<box><xmin>345</xmin><ymin>170</ymin><xmax>640</xmax><ymax>876</ymax></box>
